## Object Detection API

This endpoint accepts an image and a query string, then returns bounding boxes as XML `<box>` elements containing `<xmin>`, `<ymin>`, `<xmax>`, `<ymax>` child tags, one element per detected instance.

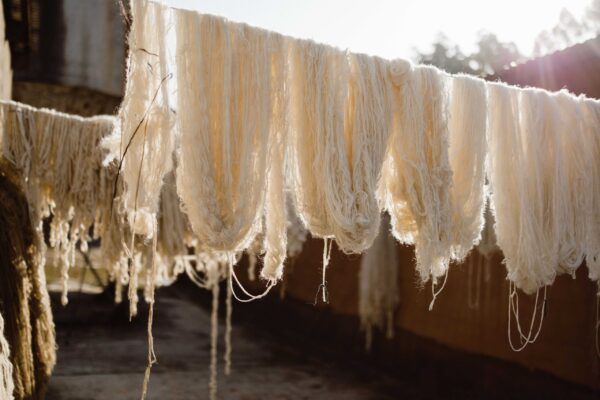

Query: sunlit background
<box><xmin>165</xmin><ymin>0</ymin><xmax>593</xmax><ymax>62</ymax></box>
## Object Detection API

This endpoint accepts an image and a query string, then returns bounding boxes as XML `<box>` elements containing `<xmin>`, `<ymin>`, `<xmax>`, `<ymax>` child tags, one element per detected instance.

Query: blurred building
<box><xmin>497</xmin><ymin>36</ymin><xmax>600</xmax><ymax>99</ymax></box>
<box><xmin>2</xmin><ymin>0</ymin><xmax>125</xmax><ymax>97</ymax></box>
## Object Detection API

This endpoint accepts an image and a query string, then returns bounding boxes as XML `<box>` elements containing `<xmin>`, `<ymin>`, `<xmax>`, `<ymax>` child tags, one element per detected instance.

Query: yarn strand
<box><xmin>507</xmin><ymin>282</ymin><xmax>547</xmax><ymax>352</ymax></box>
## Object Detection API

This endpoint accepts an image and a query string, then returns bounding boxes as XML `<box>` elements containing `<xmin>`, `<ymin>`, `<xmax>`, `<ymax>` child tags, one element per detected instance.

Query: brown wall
<box><xmin>495</xmin><ymin>37</ymin><xmax>600</xmax><ymax>99</ymax></box>
<box><xmin>270</xmin><ymin>38</ymin><xmax>600</xmax><ymax>390</ymax></box>
<box><xmin>273</xmin><ymin>237</ymin><xmax>599</xmax><ymax>389</ymax></box>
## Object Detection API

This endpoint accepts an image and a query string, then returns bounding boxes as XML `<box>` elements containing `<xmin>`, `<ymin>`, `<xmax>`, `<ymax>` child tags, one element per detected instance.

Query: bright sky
<box><xmin>165</xmin><ymin>0</ymin><xmax>590</xmax><ymax>59</ymax></box>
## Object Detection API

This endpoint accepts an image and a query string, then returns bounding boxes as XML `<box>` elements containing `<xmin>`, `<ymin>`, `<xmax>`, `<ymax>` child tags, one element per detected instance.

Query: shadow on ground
<box><xmin>45</xmin><ymin>279</ymin><xmax>598</xmax><ymax>400</ymax></box>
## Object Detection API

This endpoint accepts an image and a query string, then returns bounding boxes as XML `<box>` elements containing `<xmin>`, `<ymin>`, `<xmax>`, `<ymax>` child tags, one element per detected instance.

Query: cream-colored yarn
<box><xmin>261</xmin><ymin>34</ymin><xmax>289</xmax><ymax>281</ymax></box>
<box><xmin>488</xmin><ymin>83</ymin><xmax>540</xmax><ymax>293</ymax></box>
<box><xmin>380</xmin><ymin>62</ymin><xmax>453</xmax><ymax>283</ymax></box>
<box><xmin>553</xmin><ymin>91</ymin><xmax>591</xmax><ymax>276</ymax></box>
<box><xmin>0</xmin><ymin>313</ymin><xmax>14</xmax><ymax>400</ymax></box>
<box><xmin>0</xmin><ymin>100</ymin><xmax>185</xmax><ymax>309</ymax></box>
<box><xmin>118</xmin><ymin>0</ymin><xmax>174</xmax><ymax>239</ymax></box>
<box><xmin>582</xmin><ymin>98</ymin><xmax>600</xmax><ymax>280</ymax></box>
<box><xmin>124</xmin><ymin>0</ymin><xmax>600</xmax><ymax>299</ymax></box>
<box><xmin>287</xmin><ymin>39</ymin><xmax>346</xmax><ymax>239</ymax></box>
<box><xmin>488</xmin><ymin>84</ymin><xmax>559</xmax><ymax>293</ymax></box>
<box><xmin>358</xmin><ymin>214</ymin><xmax>398</xmax><ymax>350</ymax></box>
<box><xmin>0</xmin><ymin>100</ymin><xmax>116</xmax><ymax>304</ymax></box>
<box><xmin>288</xmin><ymin>40</ymin><xmax>393</xmax><ymax>254</ymax></box>
<box><xmin>447</xmin><ymin>74</ymin><xmax>488</xmax><ymax>261</ymax></box>
<box><xmin>174</xmin><ymin>10</ymin><xmax>277</xmax><ymax>258</ymax></box>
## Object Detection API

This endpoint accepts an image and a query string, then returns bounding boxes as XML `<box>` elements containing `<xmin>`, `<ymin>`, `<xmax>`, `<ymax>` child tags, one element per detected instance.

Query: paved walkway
<box><xmin>46</xmin><ymin>286</ymin><xmax>408</xmax><ymax>400</ymax></box>
<box><xmin>45</xmin><ymin>281</ymin><xmax>598</xmax><ymax>400</ymax></box>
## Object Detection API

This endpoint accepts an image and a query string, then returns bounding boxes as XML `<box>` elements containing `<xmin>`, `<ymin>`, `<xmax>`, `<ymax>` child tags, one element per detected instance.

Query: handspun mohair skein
<box><xmin>118</xmin><ymin>0</ymin><xmax>174</xmax><ymax>239</ymax></box>
<box><xmin>288</xmin><ymin>39</ymin><xmax>348</xmax><ymax>239</ymax></box>
<box><xmin>581</xmin><ymin>98</ymin><xmax>600</xmax><ymax>280</ymax></box>
<box><xmin>328</xmin><ymin>52</ymin><xmax>393</xmax><ymax>253</ymax></box>
<box><xmin>552</xmin><ymin>91</ymin><xmax>590</xmax><ymax>275</ymax></box>
<box><xmin>174</xmin><ymin>10</ymin><xmax>276</xmax><ymax>254</ymax></box>
<box><xmin>487</xmin><ymin>84</ymin><xmax>560</xmax><ymax>293</ymax></box>
<box><xmin>0</xmin><ymin>101</ymin><xmax>117</xmax><ymax>304</ymax></box>
<box><xmin>488</xmin><ymin>85</ymin><xmax>535</xmax><ymax>293</ymax></box>
<box><xmin>447</xmin><ymin>74</ymin><xmax>488</xmax><ymax>261</ymax></box>
<box><xmin>261</xmin><ymin>34</ymin><xmax>289</xmax><ymax>281</ymax></box>
<box><xmin>381</xmin><ymin>62</ymin><xmax>454</xmax><ymax>283</ymax></box>
<box><xmin>1</xmin><ymin>98</ymin><xmax>197</xmax><ymax>308</ymax></box>
<box><xmin>520</xmin><ymin>89</ymin><xmax>560</xmax><ymax>289</ymax></box>
<box><xmin>288</xmin><ymin>40</ymin><xmax>393</xmax><ymax>254</ymax></box>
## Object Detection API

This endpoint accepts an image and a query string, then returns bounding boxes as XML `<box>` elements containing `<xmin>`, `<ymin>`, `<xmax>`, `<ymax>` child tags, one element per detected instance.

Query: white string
<box><xmin>428</xmin><ymin>268</ymin><xmax>449</xmax><ymax>311</ymax></box>
<box><xmin>224</xmin><ymin>265</ymin><xmax>233</xmax><ymax>375</ymax></box>
<box><xmin>140</xmin><ymin>219</ymin><xmax>158</xmax><ymax>400</ymax></box>
<box><xmin>314</xmin><ymin>238</ymin><xmax>333</xmax><ymax>305</ymax></box>
<box><xmin>229</xmin><ymin>255</ymin><xmax>275</xmax><ymax>303</ymax></box>
<box><xmin>507</xmin><ymin>282</ymin><xmax>547</xmax><ymax>352</ymax></box>
<box><xmin>208</xmin><ymin>274</ymin><xmax>219</xmax><ymax>400</ymax></box>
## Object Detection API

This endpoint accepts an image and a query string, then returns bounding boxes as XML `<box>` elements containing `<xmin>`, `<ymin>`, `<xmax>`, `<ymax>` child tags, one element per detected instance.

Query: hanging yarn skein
<box><xmin>581</xmin><ymin>97</ymin><xmax>600</xmax><ymax>280</ymax></box>
<box><xmin>117</xmin><ymin>0</ymin><xmax>175</xmax><ymax>239</ymax></box>
<box><xmin>174</xmin><ymin>9</ymin><xmax>282</xmax><ymax>268</ymax></box>
<box><xmin>488</xmin><ymin>84</ymin><xmax>547</xmax><ymax>294</ymax></box>
<box><xmin>552</xmin><ymin>91</ymin><xmax>592</xmax><ymax>276</ymax></box>
<box><xmin>0</xmin><ymin>100</ymin><xmax>117</xmax><ymax>304</ymax></box>
<box><xmin>0</xmin><ymin>98</ymin><xmax>198</xmax><ymax>310</ymax></box>
<box><xmin>380</xmin><ymin>62</ymin><xmax>454</xmax><ymax>283</ymax></box>
<box><xmin>486</xmin><ymin>85</ymin><xmax>600</xmax><ymax>293</ymax></box>
<box><xmin>124</xmin><ymin>0</ymin><xmax>600</xmax><ymax>299</ymax></box>
<box><xmin>447</xmin><ymin>74</ymin><xmax>488</xmax><ymax>261</ymax></box>
<box><xmin>261</xmin><ymin>32</ymin><xmax>289</xmax><ymax>281</ymax></box>
<box><xmin>288</xmin><ymin>40</ymin><xmax>393</xmax><ymax>254</ymax></box>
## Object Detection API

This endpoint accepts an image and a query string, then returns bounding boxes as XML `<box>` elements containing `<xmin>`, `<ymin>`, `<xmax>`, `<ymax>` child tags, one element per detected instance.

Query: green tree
<box><xmin>533</xmin><ymin>2</ymin><xmax>600</xmax><ymax>56</ymax></box>
<box><xmin>414</xmin><ymin>32</ymin><xmax>522</xmax><ymax>76</ymax></box>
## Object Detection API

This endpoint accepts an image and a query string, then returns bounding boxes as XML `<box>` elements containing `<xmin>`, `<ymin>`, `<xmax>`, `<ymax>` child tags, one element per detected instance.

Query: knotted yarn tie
<box><xmin>507</xmin><ymin>281</ymin><xmax>547</xmax><ymax>352</ymax></box>
<box><xmin>229</xmin><ymin>254</ymin><xmax>276</xmax><ymax>303</ymax></box>
<box><xmin>314</xmin><ymin>237</ymin><xmax>334</xmax><ymax>305</ymax></box>
<box><xmin>428</xmin><ymin>267</ymin><xmax>449</xmax><ymax>311</ymax></box>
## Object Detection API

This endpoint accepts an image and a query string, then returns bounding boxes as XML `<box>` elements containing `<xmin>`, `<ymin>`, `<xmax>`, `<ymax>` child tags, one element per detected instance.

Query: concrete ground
<box><xmin>46</xmin><ymin>285</ymin><xmax>411</xmax><ymax>400</ymax></box>
<box><xmin>45</xmin><ymin>280</ymin><xmax>599</xmax><ymax>400</ymax></box>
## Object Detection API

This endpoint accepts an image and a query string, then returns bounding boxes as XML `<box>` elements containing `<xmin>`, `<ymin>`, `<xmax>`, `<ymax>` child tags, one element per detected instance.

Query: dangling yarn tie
<box><xmin>224</xmin><ymin>265</ymin><xmax>233</xmax><ymax>375</ymax></box>
<box><xmin>315</xmin><ymin>238</ymin><xmax>333</xmax><ymax>305</ymax></box>
<box><xmin>60</xmin><ymin>242</ymin><xmax>70</xmax><ymax>306</ymax></box>
<box><xmin>507</xmin><ymin>282</ymin><xmax>547</xmax><ymax>352</ymax></box>
<box><xmin>209</xmin><ymin>271</ymin><xmax>219</xmax><ymax>400</ymax></box>
<box><xmin>127</xmin><ymin>225</ymin><xmax>139</xmax><ymax>320</ymax></box>
<box><xmin>229</xmin><ymin>255</ymin><xmax>275</xmax><ymax>303</ymax></box>
<box><xmin>127</xmin><ymin>115</ymin><xmax>151</xmax><ymax>320</ymax></box>
<box><xmin>428</xmin><ymin>268</ymin><xmax>449</xmax><ymax>311</ymax></box>
<box><xmin>140</xmin><ymin>219</ymin><xmax>158</xmax><ymax>400</ymax></box>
